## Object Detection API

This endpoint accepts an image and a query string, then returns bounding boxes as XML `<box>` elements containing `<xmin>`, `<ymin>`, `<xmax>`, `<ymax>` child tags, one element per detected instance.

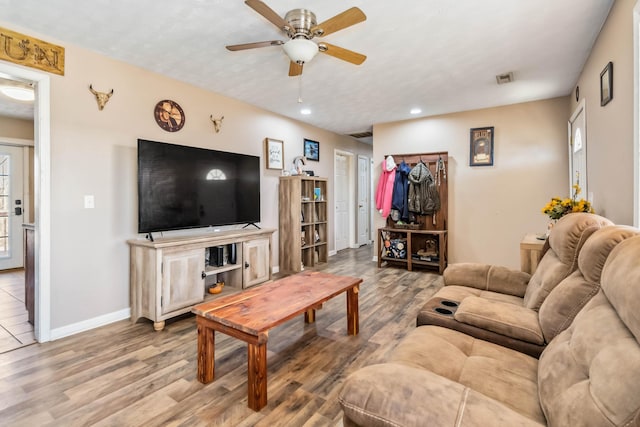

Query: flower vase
<box><xmin>545</xmin><ymin>221</ymin><xmax>555</xmax><ymax>238</ymax></box>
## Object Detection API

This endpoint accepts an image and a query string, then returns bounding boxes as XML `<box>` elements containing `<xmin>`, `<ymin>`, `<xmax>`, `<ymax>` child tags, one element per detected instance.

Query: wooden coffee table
<box><xmin>192</xmin><ymin>270</ymin><xmax>362</xmax><ymax>411</ymax></box>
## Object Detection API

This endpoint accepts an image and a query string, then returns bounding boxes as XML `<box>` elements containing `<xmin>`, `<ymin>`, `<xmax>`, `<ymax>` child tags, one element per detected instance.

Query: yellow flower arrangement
<box><xmin>541</xmin><ymin>183</ymin><xmax>594</xmax><ymax>220</ymax></box>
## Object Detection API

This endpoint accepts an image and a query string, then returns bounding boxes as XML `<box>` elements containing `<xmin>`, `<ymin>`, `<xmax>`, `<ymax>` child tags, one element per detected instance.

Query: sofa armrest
<box><xmin>339</xmin><ymin>363</ymin><xmax>543</xmax><ymax>427</ymax></box>
<box><xmin>443</xmin><ymin>263</ymin><xmax>531</xmax><ymax>297</ymax></box>
<box><xmin>454</xmin><ymin>296</ymin><xmax>544</xmax><ymax>345</ymax></box>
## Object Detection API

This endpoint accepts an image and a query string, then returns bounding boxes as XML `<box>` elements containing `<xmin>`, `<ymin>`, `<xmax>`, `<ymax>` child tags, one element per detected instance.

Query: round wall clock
<box><xmin>154</xmin><ymin>99</ymin><xmax>185</xmax><ymax>132</ymax></box>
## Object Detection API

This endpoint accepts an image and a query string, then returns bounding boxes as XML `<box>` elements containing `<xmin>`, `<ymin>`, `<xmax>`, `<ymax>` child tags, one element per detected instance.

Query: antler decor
<box><xmin>210</xmin><ymin>115</ymin><xmax>224</xmax><ymax>133</ymax></box>
<box><xmin>88</xmin><ymin>84</ymin><xmax>114</xmax><ymax>111</ymax></box>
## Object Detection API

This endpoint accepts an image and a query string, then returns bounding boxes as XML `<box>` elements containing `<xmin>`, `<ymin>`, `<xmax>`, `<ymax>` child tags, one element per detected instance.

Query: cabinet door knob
<box><xmin>201</xmin><ymin>271</ymin><xmax>206</xmax><ymax>279</ymax></box>
<box><xmin>244</xmin><ymin>262</ymin><xmax>250</xmax><ymax>269</ymax></box>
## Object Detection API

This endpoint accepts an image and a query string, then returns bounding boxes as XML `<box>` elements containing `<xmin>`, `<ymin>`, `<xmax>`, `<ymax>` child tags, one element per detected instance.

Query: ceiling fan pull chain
<box><xmin>298</xmin><ymin>72</ymin><xmax>303</xmax><ymax>103</ymax></box>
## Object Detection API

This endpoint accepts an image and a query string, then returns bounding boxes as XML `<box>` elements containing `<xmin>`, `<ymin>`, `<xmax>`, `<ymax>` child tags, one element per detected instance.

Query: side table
<box><xmin>520</xmin><ymin>233</ymin><xmax>546</xmax><ymax>275</ymax></box>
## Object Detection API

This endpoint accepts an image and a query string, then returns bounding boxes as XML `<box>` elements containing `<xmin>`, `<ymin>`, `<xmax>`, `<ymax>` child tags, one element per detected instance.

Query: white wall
<box><xmin>373</xmin><ymin>97</ymin><xmax>569</xmax><ymax>269</ymax></box>
<box><xmin>570</xmin><ymin>0</ymin><xmax>635</xmax><ymax>225</ymax></box>
<box><xmin>0</xmin><ymin>20</ymin><xmax>371</xmax><ymax>331</ymax></box>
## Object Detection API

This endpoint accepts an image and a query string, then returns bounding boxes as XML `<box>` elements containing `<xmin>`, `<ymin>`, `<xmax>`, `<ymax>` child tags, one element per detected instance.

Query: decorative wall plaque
<box><xmin>154</xmin><ymin>100</ymin><xmax>185</xmax><ymax>132</ymax></box>
<box><xmin>0</xmin><ymin>26</ymin><xmax>65</xmax><ymax>75</ymax></box>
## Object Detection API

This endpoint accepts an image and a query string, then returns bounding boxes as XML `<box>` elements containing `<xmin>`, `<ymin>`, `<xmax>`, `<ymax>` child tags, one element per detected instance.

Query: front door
<box><xmin>569</xmin><ymin>100</ymin><xmax>587</xmax><ymax>195</ymax></box>
<box><xmin>0</xmin><ymin>145</ymin><xmax>24</xmax><ymax>270</ymax></box>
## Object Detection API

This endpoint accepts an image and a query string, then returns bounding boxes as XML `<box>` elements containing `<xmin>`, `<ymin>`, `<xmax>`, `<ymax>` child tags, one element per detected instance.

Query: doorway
<box><xmin>0</xmin><ymin>145</ymin><xmax>26</xmax><ymax>270</ymax></box>
<box><xmin>334</xmin><ymin>150</ymin><xmax>355</xmax><ymax>252</ymax></box>
<box><xmin>356</xmin><ymin>155</ymin><xmax>370</xmax><ymax>246</ymax></box>
<box><xmin>0</xmin><ymin>61</ymin><xmax>52</xmax><ymax>343</ymax></box>
<box><xmin>569</xmin><ymin>99</ymin><xmax>588</xmax><ymax>196</ymax></box>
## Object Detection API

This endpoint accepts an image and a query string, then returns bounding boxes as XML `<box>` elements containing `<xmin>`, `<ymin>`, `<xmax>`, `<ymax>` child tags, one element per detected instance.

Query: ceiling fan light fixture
<box><xmin>283</xmin><ymin>38</ymin><xmax>318</xmax><ymax>64</ymax></box>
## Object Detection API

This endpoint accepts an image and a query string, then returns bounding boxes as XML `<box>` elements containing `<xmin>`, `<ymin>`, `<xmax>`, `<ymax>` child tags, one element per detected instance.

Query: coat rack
<box><xmin>384</xmin><ymin>151</ymin><xmax>448</xmax><ymax>232</ymax></box>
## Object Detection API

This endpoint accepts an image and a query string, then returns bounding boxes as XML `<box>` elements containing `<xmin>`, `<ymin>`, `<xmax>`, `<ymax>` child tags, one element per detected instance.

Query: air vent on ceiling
<box><xmin>349</xmin><ymin>131</ymin><xmax>373</xmax><ymax>139</ymax></box>
<box><xmin>496</xmin><ymin>72</ymin><xmax>514</xmax><ymax>85</ymax></box>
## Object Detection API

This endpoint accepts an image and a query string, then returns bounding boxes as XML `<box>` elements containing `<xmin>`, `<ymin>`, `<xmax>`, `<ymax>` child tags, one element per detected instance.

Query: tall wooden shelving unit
<box><xmin>279</xmin><ymin>176</ymin><xmax>328</xmax><ymax>274</ymax></box>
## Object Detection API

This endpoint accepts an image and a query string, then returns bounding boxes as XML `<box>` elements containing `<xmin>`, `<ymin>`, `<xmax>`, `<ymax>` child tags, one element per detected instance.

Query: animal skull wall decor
<box><xmin>210</xmin><ymin>115</ymin><xmax>224</xmax><ymax>133</ymax></box>
<box><xmin>88</xmin><ymin>84</ymin><xmax>114</xmax><ymax>111</ymax></box>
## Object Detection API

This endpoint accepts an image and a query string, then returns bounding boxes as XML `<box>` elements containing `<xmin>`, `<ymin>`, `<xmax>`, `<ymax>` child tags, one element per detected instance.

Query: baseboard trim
<box><xmin>329</xmin><ymin>250</ymin><xmax>337</xmax><ymax>257</ymax></box>
<box><xmin>372</xmin><ymin>256</ymin><xmax>378</xmax><ymax>262</ymax></box>
<box><xmin>272</xmin><ymin>266</ymin><xmax>280</xmax><ymax>274</ymax></box>
<box><xmin>50</xmin><ymin>307</ymin><xmax>131</xmax><ymax>341</ymax></box>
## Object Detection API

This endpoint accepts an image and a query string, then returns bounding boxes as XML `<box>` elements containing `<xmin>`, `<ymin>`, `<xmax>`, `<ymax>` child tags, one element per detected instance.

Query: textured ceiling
<box><xmin>0</xmin><ymin>0</ymin><xmax>613</xmax><ymax>138</ymax></box>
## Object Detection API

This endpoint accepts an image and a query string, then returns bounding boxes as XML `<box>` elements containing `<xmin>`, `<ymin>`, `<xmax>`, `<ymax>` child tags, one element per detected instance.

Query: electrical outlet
<box><xmin>84</xmin><ymin>195</ymin><xmax>95</xmax><ymax>209</ymax></box>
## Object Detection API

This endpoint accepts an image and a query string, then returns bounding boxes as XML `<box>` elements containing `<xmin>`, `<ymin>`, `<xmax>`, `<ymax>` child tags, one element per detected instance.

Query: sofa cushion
<box><xmin>429</xmin><ymin>285</ymin><xmax>524</xmax><ymax>307</ymax></box>
<box><xmin>388</xmin><ymin>326</ymin><xmax>545</xmax><ymax>424</ymax></box>
<box><xmin>443</xmin><ymin>263</ymin><xmax>530</xmax><ymax>297</ymax></box>
<box><xmin>538</xmin><ymin>235</ymin><xmax>640</xmax><ymax>426</ymax></box>
<box><xmin>339</xmin><ymin>363</ymin><xmax>543</xmax><ymax>427</ymax></box>
<box><xmin>523</xmin><ymin>213</ymin><xmax>613</xmax><ymax>310</ymax></box>
<box><xmin>454</xmin><ymin>296</ymin><xmax>544</xmax><ymax>344</ymax></box>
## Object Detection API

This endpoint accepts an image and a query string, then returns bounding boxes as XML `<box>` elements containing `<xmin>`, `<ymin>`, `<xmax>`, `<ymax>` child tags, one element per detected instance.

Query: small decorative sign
<box><xmin>600</xmin><ymin>61</ymin><xmax>613</xmax><ymax>106</ymax></box>
<box><xmin>469</xmin><ymin>126</ymin><xmax>494</xmax><ymax>166</ymax></box>
<box><xmin>0</xmin><ymin>26</ymin><xmax>65</xmax><ymax>75</ymax></box>
<box><xmin>265</xmin><ymin>138</ymin><xmax>284</xmax><ymax>170</ymax></box>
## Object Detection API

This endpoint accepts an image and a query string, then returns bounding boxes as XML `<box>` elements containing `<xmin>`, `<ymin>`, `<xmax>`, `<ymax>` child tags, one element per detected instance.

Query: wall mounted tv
<box><xmin>137</xmin><ymin>139</ymin><xmax>260</xmax><ymax>233</ymax></box>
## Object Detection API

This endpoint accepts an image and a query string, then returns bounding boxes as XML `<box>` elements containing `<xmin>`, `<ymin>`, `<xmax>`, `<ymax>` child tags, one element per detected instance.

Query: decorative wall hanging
<box><xmin>600</xmin><ymin>61</ymin><xmax>613</xmax><ymax>106</ymax></box>
<box><xmin>265</xmin><ymin>138</ymin><xmax>284</xmax><ymax>170</ymax></box>
<box><xmin>0</xmin><ymin>26</ymin><xmax>65</xmax><ymax>75</ymax></box>
<box><xmin>88</xmin><ymin>84</ymin><xmax>113</xmax><ymax>111</ymax></box>
<box><xmin>210</xmin><ymin>115</ymin><xmax>224</xmax><ymax>133</ymax></box>
<box><xmin>469</xmin><ymin>126</ymin><xmax>494</xmax><ymax>166</ymax></box>
<box><xmin>154</xmin><ymin>100</ymin><xmax>185</xmax><ymax>132</ymax></box>
<box><xmin>304</xmin><ymin>138</ymin><xmax>319</xmax><ymax>161</ymax></box>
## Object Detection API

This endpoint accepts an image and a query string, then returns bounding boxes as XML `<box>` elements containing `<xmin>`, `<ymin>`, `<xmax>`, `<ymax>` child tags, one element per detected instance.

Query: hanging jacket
<box><xmin>375</xmin><ymin>156</ymin><xmax>397</xmax><ymax>218</ymax></box>
<box><xmin>391</xmin><ymin>161</ymin><xmax>412</xmax><ymax>221</ymax></box>
<box><xmin>408</xmin><ymin>162</ymin><xmax>440</xmax><ymax>215</ymax></box>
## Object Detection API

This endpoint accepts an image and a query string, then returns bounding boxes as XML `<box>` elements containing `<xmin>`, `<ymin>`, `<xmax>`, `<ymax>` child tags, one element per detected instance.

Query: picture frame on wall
<box><xmin>304</xmin><ymin>138</ymin><xmax>320</xmax><ymax>161</ymax></box>
<box><xmin>600</xmin><ymin>61</ymin><xmax>613</xmax><ymax>106</ymax></box>
<box><xmin>469</xmin><ymin>126</ymin><xmax>494</xmax><ymax>167</ymax></box>
<box><xmin>265</xmin><ymin>138</ymin><xmax>284</xmax><ymax>170</ymax></box>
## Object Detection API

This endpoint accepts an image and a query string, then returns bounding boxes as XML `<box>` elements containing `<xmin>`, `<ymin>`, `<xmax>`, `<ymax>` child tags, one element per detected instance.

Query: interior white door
<box><xmin>357</xmin><ymin>155</ymin><xmax>370</xmax><ymax>246</ymax></box>
<box><xmin>569</xmin><ymin>100</ymin><xmax>587</xmax><ymax>195</ymax></box>
<box><xmin>0</xmin><ymin>145</ymin><xmax>25</xmax><ymax>270</ymax></box>
<box><xmin>335</xmin><ymin>153</ymin><xmax>349</xmax><ymax>251</ymax></box>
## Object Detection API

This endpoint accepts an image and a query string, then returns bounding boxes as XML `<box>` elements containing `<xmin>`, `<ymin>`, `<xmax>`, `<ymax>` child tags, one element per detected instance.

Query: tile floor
<box><xmin>0</xmin><ymin>269</ymin><xmax>36</xmax><ymax>353</ymax></box>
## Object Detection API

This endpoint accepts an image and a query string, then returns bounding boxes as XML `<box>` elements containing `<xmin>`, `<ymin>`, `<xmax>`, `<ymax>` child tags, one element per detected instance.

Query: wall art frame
<box><xmin>469</xmin><ymin>126</ymin><xmax>494</xmax><ymax>167</ymax></box>
<box><xmin>600</xmin><ymin>61</ymin><xmax>613</xmax><ymax>106</ymax></box>
<box><xmin>265</xmin><ymin>137</ymin><xmax>284</xmax><ymax>170</ymax></box>
<box><xmin>304</xmin><ymin>138</ymin><xmax>320</xmax><ymax>161</ymax></box>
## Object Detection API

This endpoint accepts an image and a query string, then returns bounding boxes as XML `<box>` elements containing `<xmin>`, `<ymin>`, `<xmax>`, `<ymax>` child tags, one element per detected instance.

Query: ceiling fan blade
<box><xmin>318</xmin><ymin>42</ymin><xmax>366</xmax><ymax>65</ymax></box>
<box><xmin>226</xmin><ymin>40</ymin><xmax>284</xmax><ymax>51</ymax></box>
<box><xmin>289</xmin><ymin>61</ymin><xmax>303</xmax><ymax>77</ymax></box>
<box><xmin>245</xmin><ymin>0</ymin><xmax>289</xmax><ymax>32</ymax></box>
<box><xmin>311</xmin><ymin>7</ymin><xmax>366</xmax><ymax>37</ymax></box>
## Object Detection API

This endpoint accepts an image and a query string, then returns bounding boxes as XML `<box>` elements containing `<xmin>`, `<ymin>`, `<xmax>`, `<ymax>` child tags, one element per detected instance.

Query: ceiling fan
<box><xmin>226</xmin><ymin>0</ymin><xmax>367</xmax><ymax>77</ymax></box>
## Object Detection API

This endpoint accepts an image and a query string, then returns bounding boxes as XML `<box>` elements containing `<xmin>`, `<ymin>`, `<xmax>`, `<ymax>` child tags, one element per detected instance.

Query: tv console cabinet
<box><xmin>128</xmin><ymin>228</ymin><xmax>275</xmax><ymax>331</ymax></box>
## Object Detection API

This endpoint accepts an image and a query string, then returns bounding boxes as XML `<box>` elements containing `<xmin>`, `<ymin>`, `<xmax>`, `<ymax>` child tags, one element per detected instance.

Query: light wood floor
<box><xmin>0</xmin><ymin>245</ymin><xmax>443</xmax><ymax>426</ymax></box>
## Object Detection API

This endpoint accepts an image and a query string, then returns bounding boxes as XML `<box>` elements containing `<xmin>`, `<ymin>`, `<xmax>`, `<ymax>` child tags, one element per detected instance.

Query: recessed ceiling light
<box><xmin>0</xmin><ymin>86</ymin><xmax>34</xmax><ymax>102</ymax></box>
<box><xmin>300</xmin><ymin>108</ymin><xmax>311</xmax><ymax>115</ymax></box>
<box><xmin>410</xmin><ymin>108</ymin><xmax>422</xmax><ymax>115</ymax></box>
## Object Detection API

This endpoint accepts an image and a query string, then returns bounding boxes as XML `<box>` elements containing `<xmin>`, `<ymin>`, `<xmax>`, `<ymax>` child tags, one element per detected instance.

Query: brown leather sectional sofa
<box><xmin>339</xmin><ymin>214</ymin><xmax>640</xmax><ymax>426</ymax></box>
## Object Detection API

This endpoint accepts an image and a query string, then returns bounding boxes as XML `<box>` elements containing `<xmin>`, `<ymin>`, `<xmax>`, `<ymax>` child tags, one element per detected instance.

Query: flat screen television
<box><xmin>137</xmin><ymin>139</ymin><xmax>260</xmax><ymax>233</ymax></box>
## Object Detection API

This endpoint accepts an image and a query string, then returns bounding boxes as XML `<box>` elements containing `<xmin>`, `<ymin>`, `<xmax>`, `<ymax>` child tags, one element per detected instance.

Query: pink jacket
<box><xmin>375</xmin><ymin>156</ymin><xmax>397</xmax><ymax>218</ymax></box>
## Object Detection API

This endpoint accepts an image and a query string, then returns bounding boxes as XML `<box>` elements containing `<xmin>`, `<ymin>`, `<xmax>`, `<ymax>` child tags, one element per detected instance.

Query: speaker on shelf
<box><xmin>228</xmin><ymin>243</ymin><xmax>237</xmax><ymax>264</ymax></box>
<box><xmin>209</xmin><ymin>246</ymin><xmax>225</xmax><ymax>267</ymax></box>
